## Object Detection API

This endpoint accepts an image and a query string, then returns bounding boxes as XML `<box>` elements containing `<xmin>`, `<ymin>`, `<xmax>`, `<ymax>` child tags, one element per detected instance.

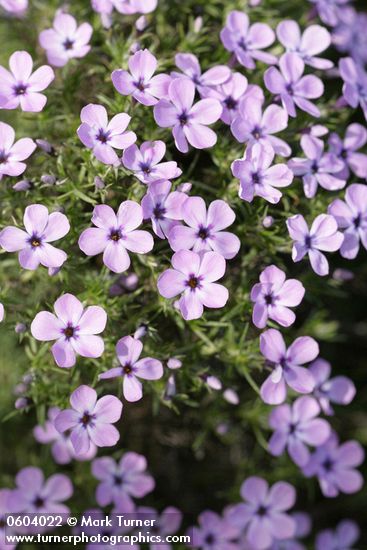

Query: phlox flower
<box><xmin>268</xmin><ymin>396</ymin><xmax>331</xmax><ymax>467</ymax></box>
<box><xmin>55</xmin><ymin>385</ymin><xmax>123</xmax><ymax>454</ymax></box>
<box><xmin>339</xmin><ymin>57</ymin><xmax>367</xmax><ymax>121</ymax></box>
<box><xmin>39</xmin><ymin>12</ymin><xmax>93</xmax><ymax>67</ymax></box>
<box><xmin>191</xmin><ymin>510</ymin><xmax>239</xmax><ymax>550</ymax></box>
<box><xmin>157</xmin><ymin>250</ymin><xmax>229</xmax><ymax>321</ymax></box>
<box><xmin>135</xmin><ymin>506</ymin><xmax>182</xmax><ymax>550</ymax></box>
<box><xmin>172</xmin><ymin>53</ymin><xmax>231</xmax><ymax>94</ymax></box>
<box><xmin>8</xmin><ymin>466</ymin><xmax>73</xmax><ymax>515</ymax></box>
<box><xmin>0</xmin><ymin>0</ymin><xmax>27</xmax><ymax>15</ymax></box>
<box><xmin>308</xmin><ymin>0</ymin><xmax>350</xmax><ymax>27</ymax></box>
<box><xmin>153</xmin><ymin>78</ymin><xmax>222</xmax><ymax>153</ymax></box>
<box><xmin>31</xmin><ymin>293</ymin><xmax>107</xmax><ymax>368</ymax></box>
<box><xmin>141</xmin><ymin>180</ymin><xmax>187</xmax><ymax>239</ymax></box>
<box><xmin>310</xmin><ymin>358</ymin><xmax>356</xmax><ymax>416</ymax></box>
<box><xmin>264</xmin><ymin>53</ymin><xmax>324</xmax><ymax>118</ymax></box>
<box><xmin>33</xmin><ymin>407</ymin><xmax>97</xmax><ymax>464</ymax></box>
<box><xmin>328</xmin><ymin>123</ymin><xmax>367</xmax><ymax>179</ymax></box>
<box><xmin>91</xmin><ymin>452</ymin><xmax>155</xmax><ymax>509</ymax></box>
<box><xmin>112</xmin><ymin>49</ymin><xmax>170</xmax><ymax>106</ymax></box>
<box><xmin>122</xmin><ymin>140</ymin><xmax>182</xmax><ymax>184</ymax></box>
<box><xmin>260</xmin><ymin>328</ymin><xmax>317</xmax><ymax>405</ymax></box>
<box><xmin>315</xmin><ymin>520</ymin><xmax>360</xmax><ymax>550</ymax></box>
<box><xmin>77</xmin><ymin>103</ymin><xmax>136</xmax><ymax>165</ymax></box>
<box><xmin>287</xmin><ymin>214</ymin><xmax>343</xmax><ymax>276</ymax></box>
<box><xmin>232</xmin><ymin>143</ymin><xmax>293</xmax><ymax>204</ymax></box>
<box><xmin>328</xmin><ymin>184</ymin><xmax>367</xmax><ymax>260</ymax></box>
<box><xmin>231</xmin><ymin>96</ymin><xmax>291</xmax><ymax>157</ymax></box>
<box><xmin>168</xmin><ymin>197</ymin><xmax>240</xmax><ymax>260</ymax></box>
<box><xmin>0</xmin><ymin>121</ymin><xmax>36</xmax><ymax>179</ymax></box>
<box><xmin>269</xmin><ymin>512</ymin><xmax>311</xmax><ymax>550</ymax></box>
<box><xmin>0</xmin><ymin>204</ymin><xmax>70</xmax><ymax>271</ymax></box>
<box><xmin>277</xmin><ymin>21</ymin><xmax>333</xmax><ymax>69</ymax></box>
<box><xmin>250</xmin><ymin>265</ymin><xmax>305</xmax><ymax>329</ymax></box>
<box><xmin>220</xmin><ymin>11</ymin><xmax>276</xmax><ymax>70</ymax></box>
<box><xmin>79</xmin><ymin>201</ymin><xmax>154</xmax><ymax>273</ymax></box>
<box><xmin>288</xmin><ymin>135</ymin><xmax>345</xmax><ymax>198</ymax></box>
<box><xmin>0</xmin><ymin>51</ymin><xmax>54</xmax><ymax>112</ymax></box>
<box><xmin>201</xmin><ymin>73</ymin><xmax>254</xmax><ymax>125</ymax></box>
<box><xmin>303</xmin><ymin>433</ymin><xmax>364</xmax><ymax>498</ymax></box>
<box><xmin>227</xmin><ymin>477</ymin><xmax>296</xmax><ymax>550</ymax></box>
<box><xmin>99</xmin><ymin>335</ymin><xmax>163</xmax><ymax>402</ymax></box>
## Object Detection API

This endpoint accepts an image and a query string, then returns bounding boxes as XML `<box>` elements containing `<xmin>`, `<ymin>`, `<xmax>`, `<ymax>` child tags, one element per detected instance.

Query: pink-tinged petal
<box><xmin>92</xmin><ymin>204</ymin><xmax>117</xmax><ymax>229</ymax></box>
<box><xmin>93</xmin><ymin>395</ymin><xmax>122</xmax><ymax>422</ymax></box>
<box><xmin>9</xmin><ymin>137</ymin><xmax>36</xmax><ymax>160</ymax></box>
<box><xmin>19</xmin><ymin>92</ymin><xmax>47</xmax><ymax>112</ymax></box>
<box><xmin>71</xmin><ymin>385</ymin><xmax>97</xmax><ymax>413</ymax></box>
<box><xmin>171</xmin><ymin>249</ymin><xmax>200</xmax><ymax>275</ymax></box>
<box><xmin>292</xmin><ymin>242</ymin><xmax>308</xmax><ymax>262</ymax></box>
<box><xmin>27</xmin><ymin>65</ymin><xmax>54</xmax><ymax>91</ymax></box>
<box><xmin>70</xmin><ymin>425</ymin><xmax>90</xmax><ymax>455</ymax></box>
<box><xmin>91</xmin><ymin>456</ymin><xmax>116</xmax><ymax>480</ymax></box>
<box><xmin>116</xmin><ymin>335</ymin><xmax>143</xmax><ymax>366</ymax></box>
<box><xmin>169</xmin><ymin>77</ymin><xmax>195</xmax><ymax>111</ymax></box>
<box><xmin>335</xmin><ymin>441</ymin><xmax>364</xmax><ymax>468</ymax></box>
<box><xmin>286</xmin><ymin>366</ymin><xmax>315</xmax><ymax>394</ymax></box>
<box><xmin>54</xmin><ymin>410</ymin><xmax>80</xmax><ymax>433</ymax></box>
<box><xmin>264</xmin><ymin>67</ymin><xmax>285</xmax><ymax>94</ymax></box>
<box><xmin>277</xmin><ymin>279</ymin><xmax>305</xmax><ymax>307</ymax></box>
<box><xmin>301</xmin><ymin>135</ymin><xmax>323</xmax><ymax>160</ymax></box>
<box><xmin>184</xmin><ymin>124</ymin><xmax>217</xmax><ymax>149</ymax></box>
<box><xmin>89</xmin><ymin>423</ymin><xmax>120</xmax><ymax>448</ymax></box>
<box><xmin>179</xmin><ymin>290</ymin><xmax>204</xmax><ymax>320</ymax></box>
<box><xmin>280</xmin><ymin>52</ymin><xmax>304</xmax><ymax>83</ymax></box>
<box><xmin>148</xmin><ymin>73</ymin><xmax>171</xmax><ymax>100</ymax></box>
<box><xmin>93</xmin><ymin>143</ymin><xmax>119</xmax><ymax>165</ymax></box>
<box><xmin>24</xmin><ymin>204</ymin><xmax>49</xmax><ymax>235</ymax></box>
<box><xmin>157</xmin><ymin>269</ymin><xmax>186</xmax><ymax>298</ymax></box>
<box><xmin>128</xmin><ymin>49</ymin><xmax>157</xmax><ymax>81</ymax></box>
<box><xmin>287</xmin><ymin>336</ymin><xmax>319</xmax><ymax>365</ymax></box>
<box><xmin>268</xmin><ymin>430</ymin><xmax>288</xmax><ymax>456</ymax></box>
<box><xmin>78</xmin><ymin>306</ymin><xmax>107</xmax><ymax>335</ymax></box>
<box><xmin>301</xmin><ymin>418</ymin><xmax>331</xmax><ymax>446</ymax></box>
<box><xmin>301</xmin><ymin>24</ymin><xmax>331</xmax><ymax>56</ymax></box>
<box><xmin>198</xmin><ymin>251</ymin><xmax>226</xmax><ymax>282</ymax></box>
<box><xmin>260</xmin><ymin>329</ymin><xmax>286</xmax><ymax>362</ymax></box>
<box><xmin>209</xmin><ymin>231</ymin><xmax>240</xmax><ymax>259</ymax></box>
<box><xmin>294</xmin><ymin>75</ymin><xmax>324</xmax><ymax>99</ymax></box>
<box><xmin>269</xmin><ymin>305</ymin><xmax>296</xmax><ymax>327</ymax></box>
<box><xmin>247</xmin><ymin>516</ymin><xmax>272</xmax><ymax>550</ymax></box>
<box><xmin>111</xmin><ymin>69</ymin><xmax>135</xmax><ymax>95</ymax></box>
<box><xmin>262</xmin><ymin>104</ymin><xmax>288</xmax><ymax>135</ymax></box>
<box><xmin>154</xmin><ymin>99</ymin><xmax>178</xmax><ymax>128</ymax></box>
<box><xmin>327</xmin><ymin>376</ymin><xmax>356</xmax><ymax>405</ymax></box>
<box><xmin>18</xmin><ymin>247</ymin><xmax>40</xmax><ymax>270</ymax></box>
<box><xmin>52</xmin><ymin>340</ymin><xmax>76</xmax><ymax>368</ymax></box>
<box><xmin>43</xmin><ymin>474</ymin><xmax>73</xmax><ymax>502</ymax></box>
<box><xmin>31</xmin><ymin>311</ymin><xmax>64</xmax><ymax>341</ymax></box>
<box><xmin>107</xmin><ymin>112</ymin><xmax>131</xmax><ymax>135</ymax></box>
<box><xmin>77</xmin><ymin>122</ymin><xmax>94</xmax><ymax>148</ymax></box>
<box><xmin>181</xmin><ymin>196</ymin><xmax>207</xmax><ymax>228</ymax></box>
<box><xmin>292</xmin><ymin>395</ymin><xmax>320</xmax><ymax>421</ymax></box>
<box><xmin>103</xmin><ymin>242</ymin><xmax>130</xmax><ymax>273</ymax></box>
<box><xmin>286</xmin><ymin>214</ymin><xmax>309</xmax><ymax>240</ymax></box>
<box><xmin>190</xmin><ymin>98</ymin><xmax>222</xmax><ymax>124</ymax></box>
<box><xmin>75</xmin><ymin>21</ymin><xmax>93</xmax><ymax>45</ymax></box>
<box><xmin>36</xmin><ymin>243</ymin><xmax>67</xmax><ymax>268</ymax></box>
<box><xmin>201</xmin><ymin>65</ymin><xmax>231</xmax><ymax>86</ymax></box>
<box><xmin>54</xmin><ymin>293</ymin><xmax>84</xmax><ymax>325</ymax></box>
<box><xmin>43</xmin><ymin>212</ymin><xmax>70</xmax><ymax>242</ymax></box>
<box><xmin>123</xmin><ymin>374</ymin><xmax>143</xmax><ymax>402</ymax></box>
<box><xmin>240</xmin><ymin>476</ymin><xmax>268</xmax><ymax>505</ymax></box>
<box><xmin>261</xmin><ymin>374</ymin><xmax>287</xmax><ymax>404</ymax></box>
<box><xmin>169</xmin><ymin>225</ymin><xmax>197</xmax><ymax>251</ymax></box>
<box><xmin>108</xmin><ymin>131</ymin><xmax>136</xmax><ymax>150</ymax></box>
<box><xmin>308</xmin><ymin>249</ymin><xmax>329</xmax><ymax>276</ymax></box>
<box><xmin>198</xmin><ymin>282</ymin><xmax>228</xmax><ymax>308</ymax></box>
<box><xmin>123</xmin><ymin>230</ymin><xmax>154</xmax><ymax>254</ymax></box>
<box><xmin>253</xmin><ymin>302</ymin><xmax>268</xmax><ymax>329</ymax></box>
<box><xmin>340</xmin><ymin>231</ymin><xmax>360</xmax><ymax>260</ymax></box>
<box><xmin>276</xmin><ymin>20</ymin><xmax>301</xmax><ymax>49</ymax></box>
<box><xmin>72</xmin><ymin>334</ymin><xmax>105</xmax><ymax>358</ymax></box>
<box><xmin>9</xmin><ymin>50</ymin><xmax>33</xmax><ymax>80</ymax></box>
<box><xmin>268</xmin><ymin>512</ymin><xmax>296</xmax><ymax>540</ymax></box>
<box><xmin>80</xmin><ymin>103</ymin><xmax>108</xmax><ymax>128</ymax></box>
<box><xmin>134</xmin><ymin>358</ymin><xmax>163</xmax><ymax>380</ymax></box>
<box><xmin>79</xmin><ymin>227</ymin><xmax>108</xmax><ymax>256</ymax></box>
<box><xmin>207</xmin><ymin>200</ymin><xmax>235</xmax><ymax>231</ymax></box>
<box><xmin>175</xmin><ymin>52</ymin><xmax>201</xmax><ymax>76</ymax></box>
<box><xmin>122</xmin><ymin>144</ymin><xmax>142</xmax><ymax>170</ymax></box>
<box><xmin>268</xmin><ymin>481</ymin><xmax>296</xmax><ymax>511</ymax></box>
<box><xmin>346</xmin><ymin>183</ymin><xmax>367</xmax><ymax>212</ymax></box>
<box><xmin>293</xmin><ymin>96</ymin><xmax>320</xmax><ymax>117</ymax></box>
<box><xmin>99</xmin><ymin>367</ymin><xmax>123</xmax><ymax>381</ymax></box>
<box><xmin>117</xmin><ymin>200</ymin><xmax>143</xmax><ymax>231</ymax></box>
<box><xmin>259</xmin><ymin>265</ymin><xmax>285</xmax><ymax>288</ymax></box>
<box><xmin>0</xmin><ymin>226</ymin><xmax>28</xmax><ymax>251</ymax></box>
<box><xmin>336</xmin><ymin>470</ymin><xmax>364</xmax><ymax>494</ymax></box>
<box><xmin>172</xmin><ymin>124</ymin><xmax>188</xmax><ymax>153</ymax></box>
<box><xmin>248</xmin><ymin>22</ymin><xmax>275</xmax><ymax>48</ymax></box>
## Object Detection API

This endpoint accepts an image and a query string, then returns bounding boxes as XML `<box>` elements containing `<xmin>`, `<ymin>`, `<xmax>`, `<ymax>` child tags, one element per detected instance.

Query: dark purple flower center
<box><xmin>178</xmin><ymin>111</ymin><xmax>190</xmax><ymax>126</ymax></box>
<box><xmin>264</xmin><ymin>293</ymin><xmax>274</xmax><ymax>305</ymax></box>
<box><xmin>29</xmin><ymin>233</ymin><xmax>42</xmax><ymax>248</ymax></box>
<box><xmin>256</xmin><ymin>505</ymin><xmax>268</xmax><ymax>517</ymax></box>
<box><xmin>80</xmin><ymin>412</ymin><xmax>95</xmax><ymax>427</ymax></box>
<box><xmin>289</xmin><ymin>422</ymin><xmax>297</xmax><ymax>434</ymax></box>
<box><xmin>109</xmin><ymin>229</ymin><xmax>122</xmax><ymax>241</ymax></box>
<box><xmin>63</xmin><ymin>324</ymin><xmax>76</xmax><ymax>339</ymax></box>
<box><xmin>204</xmin><ymin>533</ymin><xmax>215</xmax><ymax>545</ymax></box>
<box><xmin>304</xmin><ymin>235</ymin><xmax>313</xmax><ymax>249</ymax></box>
<box><xmin>252</xmin><ymin>127</ymin><xmax>262</xmax><ymax>140</ymax></box>
<box><xmin>96</xmin><ymin>129</ymin><xmax>111</xmax><ymax>144</ymax></box>
<box><xmin>140</xmin><ymin>162</ymin><xmax>152</xmax><ymax>174</ymax></box>
<box><xmin>153</xmin><ymin>204</ymin><xmax>166</xmax><ymax>220</ymax></box>
<box><xmin>322</xmin><ymin>458</ymin><xmax>334</xmax><ymax>472</ymax></box>
<box><xmin>13</xmin><ymin>83</ymin><xmax>28</xmax><ymax>96</ymax></box>
<box><xmin>238</xmin><ymin>39</ymin><xmax>248</xmax><ymax>51</ymax></box>
<box><xmin>354</xmin><ymin>214</ymin><xmax>361</xmax><ymax>228</ymax></box>
<box><xmin>0</xmin><ymin>150</ymin><xmax>9</xmax><ymax>164</ymax></box>
<box><xmin>123</xmin><ymin>363</ymin><xmax>133</xmax><ymax>374</ymax></box>
<box><xmin>252</xmin><ymin>172</ymin><xmax>261</xmax><ymax>184</ymax></box>
<box><xmin>134</xmin><ymin>78</ymin><xmax>146</xmax><ymax>92</ymax></box>
<box><xmin>114</xmin><ymin>474</ymin><xmax>124</xmax><ymax>486</ymax></box>
<box><xmin>340</xmin><ymin>148</ymin><xmax>348</xmax><ymax>159</ymax></box>
<box><xmin>63</xmin><ymin>38</ymin><xmax>74</xmax><ymax>50</ymax></box>
<box><xmin>224</xmin><ymin>96</ymin><xmax>237</xmax><ymax>110</ymax></box>
<box><xmin>197</xmin><ymin>225</ymin><xmax>210</xmax><ymax>240</ymax></box>
<box><xmin>186</xmin><ymin>275</ymin><xmax>201</xmax><ymax>290</ymax></box>
<box><xmin>33</xmin><ymin>496</ymin><xmax>45</xmax><ymax>509</ymax></box>
<box><xmin>311</xmin><ymin>161</ymin><xmax>319</xmax><ymax>173</ymax></box>
<box><xmin>285</xmin><ymin>83</ymin><xmax>294</xmax><ymax>95</ymax></box>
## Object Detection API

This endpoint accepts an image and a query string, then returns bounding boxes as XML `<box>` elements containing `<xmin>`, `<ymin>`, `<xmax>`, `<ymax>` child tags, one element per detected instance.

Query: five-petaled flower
<box><xmin>328</xmin><ymin>123</ymin><xmax>367</xmax><ymax>180</ymax></box>
<box><xmin>310</xmin><ymin>358</ymin><xmax>356</xmax><ymax>416</ymax></box>
<box><xmin>141</xmin><ymin>180</ymin><xmax>187</xmax><ymax>239</ymax></box>
<box><xmin>99</xmin><ymin>335</ymin><xmax>163</xmax><ymax>402</ymax></box>
<box><xmin>172</xmin><ymin>53</ymin><xmax>231</xmax><ymax>94</ymax></box>
<box><xmin>0</xmin><ymin>204</ymin><xmax>70</xmax><ymax>271</ymax></box>
<box><xmin>31</xmin><ymin>293</ymin><xmax>107</xmax><ymax>368</ymax></box>
<box><xmin>0</xmin><ymin>51</ymin><xmax>54</xmax><ymax>112</ymax></box>
<box><xmin>315</xmin><ymin>519</ymin><xmax>360</xmax><ymax>550</ymax></box>
<box><xmin>276</xmin><ymin>21</ymin><xmax>333</xmax><ymax>69</ymax></box>
<box><xmin>339</xmin><ymin>57</ymin><xmax>367</xmax><ymax>122</ymax></box>
<box><xmin>0</xmin><ymin>121</ymin><xmax>36</xmax><ymax>180</ymax></box>
<box><xmin>54</xmin><ymin>384</ymin><xmax>123</xmax><ymax>454</ymax></box>
<box><xmin>79</xmin><ymin>201</ymin><xmax>154</xmax><ymax>273</ymax></box>
<box><xmin>122</xmin><ymin>140</ymin><xmax>182</xmax><ymax>184</ymax></box>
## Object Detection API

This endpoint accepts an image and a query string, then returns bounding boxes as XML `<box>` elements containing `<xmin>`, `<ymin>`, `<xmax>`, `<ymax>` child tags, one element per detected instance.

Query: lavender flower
<box><xmin>328</xmin><ymin>123</ymin><xmax>367</xmax><ymax>179</ymax></box>
<box><xmin>308</xmin><ymin>0</ymin><xmax>349</xmax><ymax>27</ymax></box>
<box><xmin>315</xmin><ymin>520</ymin><xmax>360</xmax><ymax>550</ymax></box>
<box><xmin>0</xmin><ymin>122</ymin><xmax>36</xmax><ymax>180</ymax></box>
<box><xmin>54</xmin><ymin>385</ymin><xmax>123</xmax><ymax>454</ymax></box>
<box><xmin>277</xmin><ymin>21</ymin><xmax>333</xmax><ymax>69</ymax></box>
<box><xmin>168</xmin><ymin>197</ymin><xmax>240</xmax><ymax>259</ymax></box>
<box><xmin>310</xmin><ymin>358</ymin><xmax>356</xmax><ymax>415</ymax></box>
<box><xmin>191</xmin><ymin>510</ymin><xmax>239</xmax><ymax>550</ymax></box>
<box><xmin>122</xmin><ymin>140</ymin><xmax>182</xmax><ymax>184</ymax></box>
<box><xmin>268</xmin><ymin>396</ymin><xmax>331</xmax><ymax>466</ymax></box>
<box><xmin>303</xmin><ymin>433</ymin><xmax>364</xmax><ymax>498</ymax></box>
<box><xmin>157</xmin><ymin>250</ymin><xmax>229</xmax><ymax>321</ymax></box>
<box><xmin>79</xmin><ymin>201</ymin><xmax>154</xmax><ymax>273</ymax></box>
<box><xmin>33</xmin><ymin>406</ymin><xmax>97</xmax><ymax>464</ymax></box>
<box><xmin>8</xmin><ymin>466</ymin><xmax>72</xmax><ymax>515</ymax></box>
<box><xmin>0</xmin><ymin>51</ymin><xmax>54</xmax><ymax>111</ymax></box>
<box><xmin>328</xmin><ymin>184</ymin><xmax>367</xmax><ymax>260</ymax></box>
<box><xmin>260</xmin><ymin>328</ymin><xmax>317</xmax><ymax>405</ymax></box>
<box><xmin>99</xmin><ymin>335</ymin><xmax>163</xmax><ymax>402</ymax></box>
<box><xmin>172</xmin><ymin>53</ymin><xmax>231</xmax><ymax>94</ymax></box>
<box><xmin>0</xmin><ymin>0</ymin><xmax>27</xmax><ymax>15</ymax></box>
<box><xmin>339</xmin><ymin>57</ymin><xmax>367</xmax><ymax>121</ymax></box>
<box><xmin>141</xmin><ymin>180</ymin><xmax>187</xmax><ymax>239</ymax></box>
<box><xmin>31</xmin><ymin>293</ymin><xmax>107</xmax><ymax>368</ymax></box>
<box><xmin>201</xmin><ymin>73</ymin><xmax>250</xmax><ymax>125</ymax></box>
<box><xmin>91</xmin><ymin>452</ymin><xmax>155</xmax><ymax>509</ymax></box>
<box><xmin>250</xmin><ymin>265</ymin><xmax>305</xmax><ymax>329</ymax></box>
<box><xmin>112</xmin><ymin>49</ymin><xmax>171</xmax><ymax>106</ymax></box>
<box><xmin>286</xmin><ymin>214</ymin><xmax>343</xmax><ymax>276</ymax></box>
<box><xmin>39</xmin><ymin>12</ymin><xmax>93</xmax><ymax>67</ymax></box>
<box><xmin>220</xmin><ymin>11</ymin><xmax>276</xmax><ymax>69</ymax></box>
<box><xmin>77</xmin><ymin>104</ymin><xmax>136</xmax><ymax>165</ymax></box>
<box><xmin>0</xmin><ymin>204</ymin><xmax>70</xmax><ymax>271</ymax></box>
<box><xmin>288</xmin><ymin>135</ymin><xmax>345</xmax><ymax>198</ymax></box>
<box><xmin>231</xmin><ymin>96</ymin><xmax>291</xmax><ymax>157</ymax></box>
<box><xmin>153</xmin><ymin>78</ymin><xmax>222</xmax><ymax>153</ymax></box>
<box><xmin>264</xmin><ymin>53</ymin><xmax>324</xmax><ymax>118</ymax></box>
<box><xmin>232</xmin><ymin>143</ymin><xmax>294</xmax><ymax>204</ymax></box>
